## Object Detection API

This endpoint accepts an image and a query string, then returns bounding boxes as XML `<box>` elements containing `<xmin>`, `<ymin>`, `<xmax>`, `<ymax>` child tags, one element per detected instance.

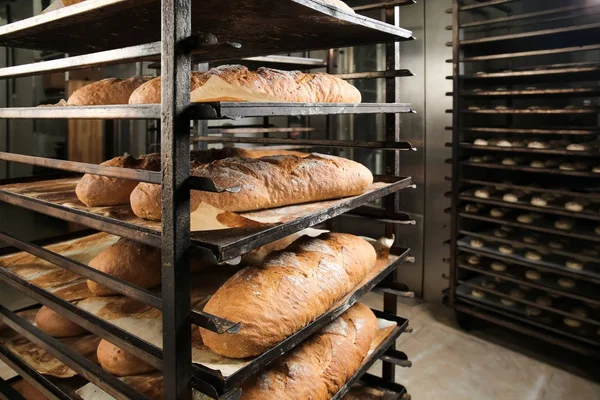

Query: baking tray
<box><xmin>455</xmin><ymin>284</ymin><xmax>600</xmax><ymax>346</ymax></box>
<box><xmin>459</xmin><ymin>228</ymin><xmax>600</xmax><ymax>264</ymax></box>
<box><xmin>0</xmin><ymin>233</ymin><xmax>118</xmax><ymax>302</ymax></box>
<box><xmin>459</xmin><ymin>179</ymin><xmax>600</xmax><ymax>201</ymax></box>
<box><xmin>0</xmin><ymin>175</ymin><xmax>413</xmax><ymax>262</ymax></box>
<box><xmin>457</xmin><ymin>208</ymin><xmax>600</xmax><ymax>244</ymax></box>
<box><xmin>73</xmin><ymin>311</ymin><xmax>408</xmax><ymax>400</ymax></box>
<box><xmin>460</xmin><ymin>275</ymin><xmax>600</xmax><ymax>326</ymax></box>
<box><xmin>453</xmin><ymin>126</ymin><xmax>600</xmax><ymax>136</ymax></box>
<box><xmin>0</xmin><ymin>0</ymin><xmax>413</xmax><ymax>55</ymax></box>
<box><xmin>460</xmin><ymin>188</ymin><xmax>600</xmax><ymax>222</ymax></box>
<box><xmin>456</xmin><ymin>256</ymin><xmax>600</xmax><ymax>306</ymax></box>
<box><xmin>460</xmin><ymin>160</ymin><xmax>600</xmax><ymax>179</ymax></box>
<box><xmin>449</xmin><ymin>64</ymin><xmax>600</xmax><ymax>85</ymax></box>
<box><xmin>459</xmin><ymin>143</ymin><xmax>600</xmax><ymax>158</ymax></box>
<box><xmin>0</xmin><ymin>103</ymin><xmax>415</xmax><ymax>121</ymax></box>
<box><xmin>457</xmin><ymin>236</ymin><xmax>600</xmax><ymax>282</ymax></box>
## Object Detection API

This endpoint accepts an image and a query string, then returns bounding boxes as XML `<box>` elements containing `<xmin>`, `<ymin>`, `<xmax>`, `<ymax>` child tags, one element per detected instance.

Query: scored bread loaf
<box><xmin>75</xmin><ymin>153</ymin><xmax>161</xmax><ymax>207</ymax></box>
<box><xmin>74</xmin><ymin>148</ymin><xmax>297</xmax><ymax>208</ymax></box>
<box><xmin>240</xmin><ymin>303</ymin><xmax>377</xmax><ymax>400</ymax></box>
<box><xmin>35</xmin><ymin>306</ymin><xmax>87</xmax><ymax>338</ymax></box>
<box><xmin>199</xmin><ymin>233</ymin><xmax>376</xmax><ymax>358</ymax></box>
<box><xmin>87</xmin><ymin>238</ymin><xmax>161</xmax><ymax>296</ymax></box>
<box><xmin>97</xmin><ymin>339</ymin><xmax>155</xmax><ymax>377</ymax></box>
<box><xmin>128</xmin><ymin>65</ymin><xmax>361</xmax><ymax>104</ymax></box>
<box><xmin>130</xmin><ymin>153</ymin><xmax>373</xmax><ymax>221</ymax></box>
<box><xmin>67</xmin><ymin>76</ymin><xmax>151</xmax><ymax>106</ymax></box>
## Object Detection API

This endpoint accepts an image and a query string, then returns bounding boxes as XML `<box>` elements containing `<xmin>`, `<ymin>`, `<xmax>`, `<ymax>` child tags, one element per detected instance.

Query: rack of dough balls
<box><xmin>454</xmin><ymin>276</ymin><xmax>600</xmax><ymax>357</ymax></box>
<box><xmin>0</xmin><ymin>229</ymin><xmax>412</xmax><ymax>399</ymax></box>
<box><xmin>457</xmin><ymin>203</ymin><xmax>600</xmax><ymax>245</ymax></box>
<box><xmin>456</xmin><ymin>234</ymin><xmax>600</xmax><ymax>283</ymax></box>
<box><xmin>459</xmin><ymin>154</ymin><xmax>600</xmax><ymax>178</ymax></box>
<box><xmin>458</xmin><ymin>185</ymin><xmax>600</xmax><ymax>222</ymax></box>
<box><xmin>457</xmin><ymin>137</ymin><xmax>600</xmax><ymax>157</ymax></box>
<box><xmin>456</xmin><ymin>252</ymin><xmax>600</xmax><ymax>309</ymax></box>
<box><xmin>0</xmin><ymin>151</ymin><xmax>413</xmax><ymax>263</ymax></box>
<box><xmin>457</xmin><ymin>225</ymin><xmax>600</xmax><ymax>266</ymax></box>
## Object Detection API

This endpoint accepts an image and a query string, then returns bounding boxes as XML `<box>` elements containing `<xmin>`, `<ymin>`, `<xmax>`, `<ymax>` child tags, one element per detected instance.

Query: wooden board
<box><xmin>67</xmin><ymin>80</ymin><xmax>103</xmax><ymax>164</ymax></box>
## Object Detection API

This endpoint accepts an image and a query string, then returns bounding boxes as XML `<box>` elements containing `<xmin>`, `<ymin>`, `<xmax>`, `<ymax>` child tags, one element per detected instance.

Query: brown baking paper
<box><xmin>0</xmin><ymin>308</ymin><xmax>101</xmax><ymax>379</ymax></box>
<box><xmin>72</xmin><ymin>237</ymin><xmax>394</xmax><ymax>379</ymax></box>
<box><xmin>75</xmin><ymin>317</ymin><xmax>397</xmax><ymax>400</ymax></box>
<box><xmin>0</xmin><ymin>233</ymin><xmax>118</xmax><ymax>302</ymax></box>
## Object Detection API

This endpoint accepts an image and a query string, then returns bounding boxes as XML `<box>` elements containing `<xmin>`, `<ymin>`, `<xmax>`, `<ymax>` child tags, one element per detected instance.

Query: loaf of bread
<box><xmin>75</xmin><ymin>148</ymin><xmax>297</xmax><ymax>208</ymax></box>
<box><xmin>12</xmin><ymin>379</ymin><xmax>50</xmax><ymax>400</ymax></box>
<box><xmin>97</xmin><ymin>339</ymin><xmax>155</xmax><ymax>377</ymax></box>
<box><xmin>67</xmin><ymin>77</ymin><xmax>150</xmax><ymax>106</ymax></box>
<box><xmin>128</xmin><ymin>65</ymin><xmax>361</xmax><ymax>104</ymax></box>
<box><xmin>241</xmin><ymin>303</ymin><xmax>377</xmax><ymax>400</ymax></box>
<box><xmin>87</xmin><ymin>238</ymin><xmax>161</xmax><ymax>296</ymax></box>
<box><xmin>200</xmin><ymin>233</ymin><xmax>376</xmax><ymax>358</ymax></box>
<box><xmin>75</xmin><ymin>153</ymin><xmax>161</xmax><ymax>207</ymax></box>
<box><xmin>35</xmin><ymin>306</ymin><xmax>87</xmax><ymax>338</ymax></box>
<box><xmin>131</xmin><ymin>153</ymin><xmax>373</xmax><ymax>221</ymax></box>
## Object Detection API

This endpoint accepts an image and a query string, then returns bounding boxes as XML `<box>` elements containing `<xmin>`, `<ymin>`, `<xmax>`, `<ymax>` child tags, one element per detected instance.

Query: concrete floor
<box><xmin>363</xmin><ymin>292</ymin><xmax>600</xmax><ymax>400</ymax></box>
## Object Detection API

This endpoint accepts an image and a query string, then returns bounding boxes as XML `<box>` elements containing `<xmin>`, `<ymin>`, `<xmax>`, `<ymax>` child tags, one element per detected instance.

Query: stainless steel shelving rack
<box><xmin>447</xmin><ymin>0</ymin><xmax>600</xmax><ymax>358</ymax></box>
<box><xmin>0</xmin><ymin>1</ymin><xmax>420</xmax><ymax>399</ymax></box>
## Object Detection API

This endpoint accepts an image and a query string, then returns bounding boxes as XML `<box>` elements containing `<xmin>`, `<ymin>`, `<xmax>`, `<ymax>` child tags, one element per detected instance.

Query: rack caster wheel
<box><xmin>455</xmin><ymin>311</ymin><xmax>473</xmax><ymax>331</ymax></box>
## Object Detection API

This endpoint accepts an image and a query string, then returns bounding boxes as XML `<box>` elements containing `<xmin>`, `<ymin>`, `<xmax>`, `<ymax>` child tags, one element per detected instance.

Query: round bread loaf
<box><xmin>76</xmin><ymin>154</ymin><xmax>161</xmax><ymax>207</ymax></box>
<box><xmin>67</xmin><ymin>76</ymin><xmax>151</xmax><ymax>106</ymax></box>
<box><xmin>35</xmin><ymin>306</ymin><xmax>87</xmax><ymax>338</ymax></box>
<box><xmin>97</xmin><ymin>339</ymin><xmax>155</xmax><ymax>377</ymax></box>
<box><xmin>200</xmin><ymin>233</ymin><xmax>376</xmax><ymax>358</ymax></box>
<box><xmin>87</xmin><ymin>239</ymin><xmax>161</xmax><ymax>296</ymax></box>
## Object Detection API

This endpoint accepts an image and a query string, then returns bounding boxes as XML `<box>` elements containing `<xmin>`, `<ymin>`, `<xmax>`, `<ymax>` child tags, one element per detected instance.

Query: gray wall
<box><xmin>422</xmin><ymin>0</ymin><xmax>453</xmax><ymax>302</ymax></box>
<box><xmin>337</xmin><ymin>1</ymin><xmax>453</xmax><ymax>302</ymax></box>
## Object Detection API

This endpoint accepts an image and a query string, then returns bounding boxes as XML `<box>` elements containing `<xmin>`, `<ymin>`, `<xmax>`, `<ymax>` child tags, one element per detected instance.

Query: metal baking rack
<box><xmin>458</xmin><ymin>229</ymin><xmax>600</xmax><ymax>265</ymax></box>
<box><xmin>447</xmin><ymin>0</ymin><xmax>600</xmax><ymax>358</ymax></box>
<box><xmin>458</xmin><ymin>275</ymin><xmax>600</xmax><ymax>327</ymax></box>
<box><xmin>455</xmin><ymin>284</ymin><xmax>600</xmax><ymax>353</ymax></box>
<box><xmin>457</xmin><ymin>209</ymin><xmax>600</xmax><ymax>244</ymax></box>
<box><xmin>0</xmin><ymin>1</ymin><xmax>418</xmax><ymax>399</ymax></box>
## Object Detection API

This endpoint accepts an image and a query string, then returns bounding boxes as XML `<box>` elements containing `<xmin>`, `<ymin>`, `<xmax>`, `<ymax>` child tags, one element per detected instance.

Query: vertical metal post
<box><xmin>382</xmin><ymin>5</ymin><xmax>400</xmax><ymax>383</ymax></box>
<box><xmin>449</xmin><ymin>0</ymin><xmax>460</xmax><ymax>307</ymax></box>
<box><xmin>161</xmin><ymin>0</ymin><xmax>192</xmax><ymax>399</ymax></box>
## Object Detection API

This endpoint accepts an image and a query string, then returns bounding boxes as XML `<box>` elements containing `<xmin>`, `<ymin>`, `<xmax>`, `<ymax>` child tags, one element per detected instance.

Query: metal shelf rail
<box><xmin>447</xmin><ymin>0</ymin><xmax>600</xmax><ymax>358</ymax></box>
<box><xmin>0</xmin><ymin>1</ymin><xmax>419</xmax><ymax>399</ymax></box>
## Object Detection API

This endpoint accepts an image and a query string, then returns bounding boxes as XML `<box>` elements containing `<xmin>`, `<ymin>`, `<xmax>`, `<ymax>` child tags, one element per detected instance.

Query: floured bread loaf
<box><xmin>87</xmin><ymin>239</ymin><xmax>161</xmax><ymax>296</ymax></box>
<box><xmin>200</xmin><ymin>233</ymin><xmax>376</xmax><ymax>358</ymax></box>
<box><xmin>35</xmin><ymin>306</ymin><xmax>87</xmax><ymax>338</ymax></box>
<box><xmin>76</xmin><ymin>153</ymin><xmax>161</xmax><ymax>207</ymax></box>
<box><xmin>240</xmin><ymin>303</ymin><xmax>377</xmax><ymax>400</ymax></box>
<box><xmin>128</xmin><ymin>65</ymin><xmax>361</xmax><ymax>104</ymax></box>
<box><xmin>97</xmin><ymin>339</ymin><xmax>155</xmax><ymax>377</ymax></box>
<box><xmin>130</xmin><ymin>153</ymin><xmax>373</xmax><ymax>221</ymax></box>
<box><xmin>75</xmin><ymin>148</ymin><xmax>303</xmax><ymax>208</ymax></box>
<box><xmin>67</xmin><ymin>77</ymin><xmax>151</xmax><ymax>106</ymax></box>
